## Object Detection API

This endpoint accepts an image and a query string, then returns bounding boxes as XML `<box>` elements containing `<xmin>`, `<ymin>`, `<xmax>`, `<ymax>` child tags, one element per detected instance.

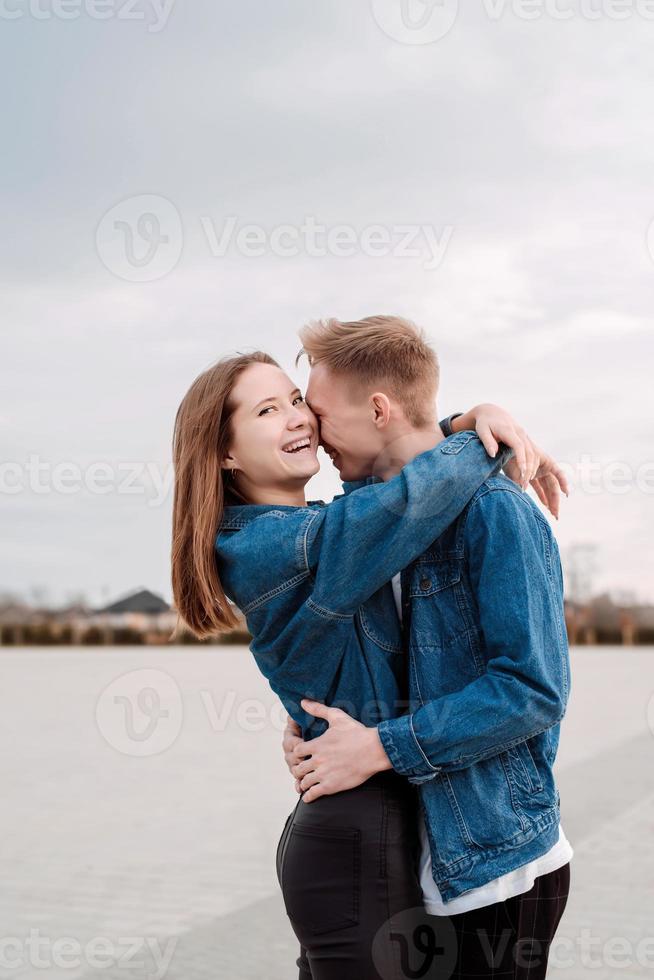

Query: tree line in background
<box><xmin>1</xmin><ymin>585</ymin><xmax>653</xmax><ymax>647</ymax></box>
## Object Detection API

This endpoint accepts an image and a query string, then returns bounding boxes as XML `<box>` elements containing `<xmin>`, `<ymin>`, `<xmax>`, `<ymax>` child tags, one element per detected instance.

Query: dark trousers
<box><xmin>275</xmin><ymin>771</ymin><xmax>570</xmax><ymax>980</ymax></box>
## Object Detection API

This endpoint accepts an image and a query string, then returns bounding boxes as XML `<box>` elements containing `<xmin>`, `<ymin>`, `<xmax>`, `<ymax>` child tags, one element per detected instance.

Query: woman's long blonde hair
<box><xmin>171</xmin><ymin>350</ymin><xmax>279</xmax><ymax>638</ymax></box>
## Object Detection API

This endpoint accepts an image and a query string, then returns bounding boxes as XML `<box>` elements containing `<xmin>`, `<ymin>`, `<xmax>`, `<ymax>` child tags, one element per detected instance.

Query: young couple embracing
<box><xmin>171</xmin><ymin>315</ymin><xmax>573</xmax><ymax>980</ymax></box>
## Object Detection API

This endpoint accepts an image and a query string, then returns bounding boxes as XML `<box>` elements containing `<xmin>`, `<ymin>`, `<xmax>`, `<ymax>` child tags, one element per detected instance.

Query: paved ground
<box><xmin>65</xmin><ymin>732</ymin><xmax>654</xmax><ymax>980</ymax></box>
<box><xmin>1</xmin><ymin>646</ymin><xmax>653</xmax><ymax>979</ymax></box>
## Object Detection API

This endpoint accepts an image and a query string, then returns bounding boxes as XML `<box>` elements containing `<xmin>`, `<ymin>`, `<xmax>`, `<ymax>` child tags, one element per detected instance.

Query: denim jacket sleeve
<box><xmin>376</xmin><ymin>485</ymin><xmax>570</xmax><ymax>782</ymax></box>
<box><xmin>339</xmin><ymin>415</ymin><xmax>463</xmax><ymax>498</ymax></box>
<box><xmin>303</xmin><ymin>433</ymin><xmax>512</xmax><ymax>616</ymax></box>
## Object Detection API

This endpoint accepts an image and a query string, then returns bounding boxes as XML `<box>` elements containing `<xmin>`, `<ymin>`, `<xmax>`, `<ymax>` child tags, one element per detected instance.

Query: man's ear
<box><xmin>370</xmin><ymin>392</ymin><xmax>392</xmax><ymax>429</ymax></box>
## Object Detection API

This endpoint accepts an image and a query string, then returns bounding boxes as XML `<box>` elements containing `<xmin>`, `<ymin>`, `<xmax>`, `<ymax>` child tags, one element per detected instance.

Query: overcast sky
<box><xmin>2</xmin><ymin>0</ymin><xmax>653</xmax><ymax>608</ymax></box>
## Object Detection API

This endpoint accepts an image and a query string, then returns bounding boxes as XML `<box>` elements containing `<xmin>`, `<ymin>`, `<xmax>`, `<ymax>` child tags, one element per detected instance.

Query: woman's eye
<box><xmin>258</xmin><ymin>396</ymin><xmax>303</xmax><ymax>415</ymax></box>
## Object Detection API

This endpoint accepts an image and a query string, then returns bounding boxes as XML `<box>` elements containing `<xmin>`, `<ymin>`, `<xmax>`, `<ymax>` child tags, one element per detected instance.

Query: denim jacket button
<box><xmin>420</xmin><ymin>577</ymin><xmax>432</xmax><ymax>591</ymax></box>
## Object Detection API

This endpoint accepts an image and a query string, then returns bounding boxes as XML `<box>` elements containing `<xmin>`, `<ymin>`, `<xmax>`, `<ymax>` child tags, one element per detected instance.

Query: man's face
<box><xmin>305</xmin><ymin>363</ymin><xmax>383</xmax><ymax>481</ymax></box>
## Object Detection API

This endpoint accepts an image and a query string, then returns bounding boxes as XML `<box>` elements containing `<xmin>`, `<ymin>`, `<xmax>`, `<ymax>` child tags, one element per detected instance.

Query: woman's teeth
<box><xmin>282</xmin><ymin>439</ymin><xmax>311</xmax><ymax>454</ymax></box>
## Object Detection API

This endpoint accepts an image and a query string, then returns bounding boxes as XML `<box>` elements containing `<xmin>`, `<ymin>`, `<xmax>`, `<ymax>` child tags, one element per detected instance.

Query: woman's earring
<box><xmin>230</xmin><ymin>468</ymin><xmax>238</xmax><ymax>481</ymax></box>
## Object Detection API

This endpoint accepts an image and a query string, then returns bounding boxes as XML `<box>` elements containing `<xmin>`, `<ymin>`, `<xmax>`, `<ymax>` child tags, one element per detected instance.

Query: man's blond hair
<box><xmin>297</xmin><ymin>315</ymin><xmax>439</xmax><ymax>428</ymax></box>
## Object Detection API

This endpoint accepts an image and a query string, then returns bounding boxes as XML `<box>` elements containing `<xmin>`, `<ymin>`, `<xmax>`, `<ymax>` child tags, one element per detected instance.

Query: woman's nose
<box><xmin>288</xmin><ymin>406</ymin><xmax>308</xmax><ymax>427</ymax></box>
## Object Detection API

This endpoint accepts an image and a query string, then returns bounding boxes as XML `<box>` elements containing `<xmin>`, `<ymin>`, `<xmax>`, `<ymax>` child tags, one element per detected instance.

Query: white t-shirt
<box><xmin>390</xmin><ymin>572</ymin><xmax>573</xmax><ymax>914</ymax></box>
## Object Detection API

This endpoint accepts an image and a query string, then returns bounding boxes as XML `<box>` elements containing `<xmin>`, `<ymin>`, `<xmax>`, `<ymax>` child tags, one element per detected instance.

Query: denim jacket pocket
<box><xmin>406</xmin><ymin>559</ymin><xmax>470</xmax><ymax>660</ymax></box>
<box><xmin>407</xmin><ymin>560</ymin><xmax>461</xmax><ymax>598</ymax></box>
<box><xmin>508</xmin><ymin>740</ymin><xmax>544</xmax><ymax>795</ymax></box>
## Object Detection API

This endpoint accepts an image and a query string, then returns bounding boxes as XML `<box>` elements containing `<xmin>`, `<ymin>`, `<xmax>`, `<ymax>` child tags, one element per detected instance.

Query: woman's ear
<box><xmin>221</xmin><ymin>451</ymin><xmax>238</xmax><ymax>474</ymax></box>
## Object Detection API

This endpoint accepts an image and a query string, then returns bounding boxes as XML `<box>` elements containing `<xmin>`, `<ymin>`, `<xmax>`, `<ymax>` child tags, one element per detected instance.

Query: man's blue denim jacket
<box><xmin>216</xmin><ymin>432</ymin><xmax>507</xmax><ymax>740</ymax></box>
<box><xmin>373</xmin><ymin>456</ymin><xmax>572</xmax><ymax>901</ymax></box>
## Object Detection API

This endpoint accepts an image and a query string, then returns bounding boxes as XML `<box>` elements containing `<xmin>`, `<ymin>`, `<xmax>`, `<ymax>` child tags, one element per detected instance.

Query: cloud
<box><xmin>1</xmin><ymin>1</ymin><xmax>653</xmax><ymax>603</ymax></box>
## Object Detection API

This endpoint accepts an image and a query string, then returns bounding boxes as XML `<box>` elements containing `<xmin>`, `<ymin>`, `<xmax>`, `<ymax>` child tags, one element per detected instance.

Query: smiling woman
<box><xmin>171</xmin><ymin>351</ymin><xmax>321</xmax><ymax>638</ymax></box>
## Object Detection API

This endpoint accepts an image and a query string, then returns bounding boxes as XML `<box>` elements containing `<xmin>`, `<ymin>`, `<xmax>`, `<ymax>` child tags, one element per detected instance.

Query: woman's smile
<box><xmin>279</xmin><ymin>432</ymin><xmax>318</xmax><ymax>465</ymax></box>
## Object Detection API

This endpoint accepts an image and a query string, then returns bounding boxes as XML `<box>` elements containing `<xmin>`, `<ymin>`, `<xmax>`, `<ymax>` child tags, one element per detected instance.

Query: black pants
<box><xmin>275</xmin><ymin>771</ymin><xmax>570</xmax><ymax>980</ymax></box>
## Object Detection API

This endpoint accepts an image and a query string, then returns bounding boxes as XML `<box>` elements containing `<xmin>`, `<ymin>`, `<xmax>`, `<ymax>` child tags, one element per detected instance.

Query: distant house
<box><xmin>89</xmin><ymin>588</ymin><xmax>178</xmax><ymax>638</ymax></box>
<box><xmin>88</xmin><ymin>588</ymin><xmax>249</xmax><ymax>643</ymax></box>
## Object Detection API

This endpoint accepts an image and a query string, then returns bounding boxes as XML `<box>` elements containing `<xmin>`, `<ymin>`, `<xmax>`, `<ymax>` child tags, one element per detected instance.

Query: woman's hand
<box><xmin>282</xmin><ymin>714</ymin><xmax>304</xmax><ymax>793</ymax></box>
<box><xmin>451</xmin><ymin>404</ymin><xmax>569</xmax><ymax>519</ymax></box>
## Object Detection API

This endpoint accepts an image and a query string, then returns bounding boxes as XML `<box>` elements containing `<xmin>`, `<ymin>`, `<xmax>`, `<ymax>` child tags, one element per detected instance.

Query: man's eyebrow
<box><xmin>253</xmin><ymin>388</ymin><xmax>301</xmax><ymax>411</ymax></box>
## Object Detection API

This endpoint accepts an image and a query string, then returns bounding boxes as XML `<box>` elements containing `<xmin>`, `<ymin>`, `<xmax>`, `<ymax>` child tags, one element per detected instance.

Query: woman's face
<box><xmin>224</xmin><ymin>362</ymin><xmax>320</xmax><ymax>499</ymax></box>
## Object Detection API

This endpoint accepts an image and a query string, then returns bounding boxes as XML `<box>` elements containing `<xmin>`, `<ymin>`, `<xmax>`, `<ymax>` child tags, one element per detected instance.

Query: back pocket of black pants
<box><xmin>281</xmin><ymin>824</ymin><xmax>361</xmax><ymax>935</ymax></box>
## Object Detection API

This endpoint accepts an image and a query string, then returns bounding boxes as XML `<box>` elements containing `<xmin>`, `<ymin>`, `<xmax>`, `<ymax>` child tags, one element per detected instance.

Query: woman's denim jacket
<box><xmin>216</xmin><ymin>432</ymin><xmax>508</xmax><ymax>738</ymax></box>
